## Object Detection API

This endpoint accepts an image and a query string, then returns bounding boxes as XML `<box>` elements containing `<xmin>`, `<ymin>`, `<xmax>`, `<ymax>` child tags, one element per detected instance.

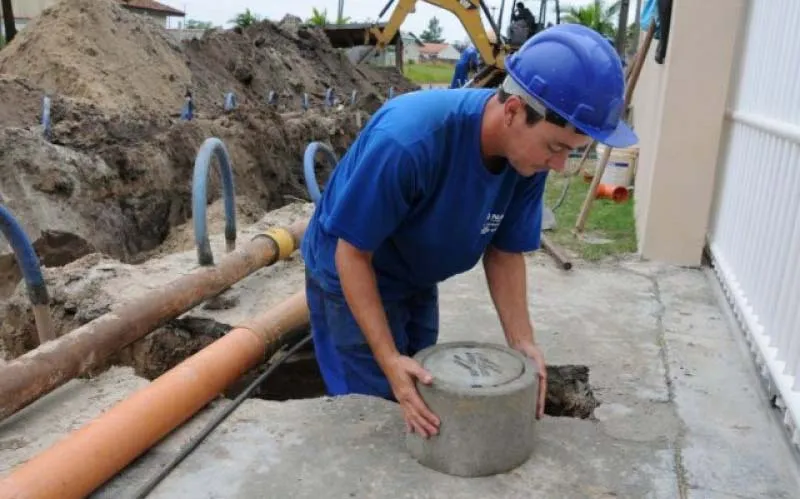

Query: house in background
<box><xmin>117</xmin><ymin>0</ymin><xmax>185</xmax><ymax>28</ymax></box>
<box><xmin>418</xmin><ymin>43</ymin><xmax>461</xmax><ymax>64</ymax></box>
<box><xmin>1</xmin><ymin>0</ymin><xmax>184</xmax><ymax>36</ymax></box>
<box><xmin>345</xmin><ymin>31</ymin><xmax>423</xmax><ymax>68</ymax></box>
<box><xmin>399</xmin><ymin>32</ymin><xmax>424</xmax><ymax>64</ymax></box>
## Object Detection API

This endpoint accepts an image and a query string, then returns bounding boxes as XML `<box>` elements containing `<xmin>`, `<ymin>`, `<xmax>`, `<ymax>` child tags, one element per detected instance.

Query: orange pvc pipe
<box><xmin>596</xmin><ymin>183</ymin><xmax>630</xmax><ymax>203</ymax></box>
<box><xmin>0</xmin><ymin>290</ymin><xmax>309</xmax><ymax>499</ymax></box>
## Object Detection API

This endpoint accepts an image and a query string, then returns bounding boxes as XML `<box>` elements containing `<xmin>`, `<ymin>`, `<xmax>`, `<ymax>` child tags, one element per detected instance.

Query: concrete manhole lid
<box><xmin>422</xmin><ymin>343</ymin><xmax>524</xmax><ymax>389</ymax></box>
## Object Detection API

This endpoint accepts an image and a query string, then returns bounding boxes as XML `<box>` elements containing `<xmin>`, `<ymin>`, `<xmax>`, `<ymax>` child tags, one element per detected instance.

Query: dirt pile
<box><xmin>0</xmin><ymin>0</ymin><xmax>417</xmax><ymax>115</ymax></box>
<box><xmin>183</xmin><ymin>15</ymin><xmax>419</xmax><ymax>113</ymax></box>
<box><xmin>0</xmin><ymin>76</ymin><xmax>48</xmax><ymax>129</ymax></box>
<box><xmin>0</xmin><ymin>0</ymin><xmax>191</xmax><ymax>115</ymax></box>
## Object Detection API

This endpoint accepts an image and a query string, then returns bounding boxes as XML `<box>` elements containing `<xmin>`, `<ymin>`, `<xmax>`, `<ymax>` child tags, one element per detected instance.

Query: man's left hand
<box><xmin>513</xmin><ymin>341</ymin><xmax>547</xmax><ymax>419</ymax></box>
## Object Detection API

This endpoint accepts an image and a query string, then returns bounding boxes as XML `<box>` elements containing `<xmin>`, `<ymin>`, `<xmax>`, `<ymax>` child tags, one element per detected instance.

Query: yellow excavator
<box><xmin>337</xmin><ymin>0</ymin><xmax>560</xmax><ymax>88</ymax></box>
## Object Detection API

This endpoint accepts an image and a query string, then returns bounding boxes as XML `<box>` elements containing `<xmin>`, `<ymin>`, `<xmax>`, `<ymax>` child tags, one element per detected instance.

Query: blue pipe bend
<box><xmin>192</xmin><ymin>137</ymin><xmax>237</xmax><ymax>266</ymax></box>
<box><xmin>303</xmin><ymin>141</ymin><xmax>339</xmax><ymax>205</ymax></box>
<box><xmin>0</xmin><ymin>205</ymin><xmax>49</xmax><ymax>306</ymax></box>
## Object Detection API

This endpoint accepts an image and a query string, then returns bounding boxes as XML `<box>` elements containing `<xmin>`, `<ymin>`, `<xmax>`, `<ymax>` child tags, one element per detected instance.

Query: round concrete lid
<box><xmin>421</xmin><ymin>343</ymin><xmax>525</xmax><ymax>389</ymax></box>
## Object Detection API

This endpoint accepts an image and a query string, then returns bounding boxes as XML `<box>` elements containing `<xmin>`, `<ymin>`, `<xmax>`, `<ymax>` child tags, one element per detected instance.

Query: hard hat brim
<box><xmin>584</xmin><ymin>120</ymin><xmax>639</xmax><ymax>148</ymax></box>
<box><xmin>502</xmin><ymin>74</ymin><xmax>640</xmax><ymax>148</ymax></box>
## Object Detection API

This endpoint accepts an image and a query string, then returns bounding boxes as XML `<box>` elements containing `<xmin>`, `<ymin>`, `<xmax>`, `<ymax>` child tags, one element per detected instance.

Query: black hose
<box><xmin>550</xmin><ymin>152</ymin><xmax>590</xmax><ymax>212</ymax></box>
<box><xmin>132</xmin><ymin>334</ymin><xmax>313</xmax><ymax>499</ymax></box>
<box><xmin>550</xmin><ymin>174</ymin><xmax>572</xmax><ymax>212</ymax></box>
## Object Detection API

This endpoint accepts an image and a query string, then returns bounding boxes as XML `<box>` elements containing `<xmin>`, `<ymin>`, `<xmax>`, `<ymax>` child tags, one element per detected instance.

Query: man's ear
<box><xmin>504</xmin><ymin>96</ymin><xmax>521</xmax><ymax>127</ymax></box>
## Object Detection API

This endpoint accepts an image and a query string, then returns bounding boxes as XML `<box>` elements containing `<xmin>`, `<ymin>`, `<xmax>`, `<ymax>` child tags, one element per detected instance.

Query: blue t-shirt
<box><xmin>301</xmin><ymin>88</ymin><xmax>548</xmax><ymax>301</ymax></box>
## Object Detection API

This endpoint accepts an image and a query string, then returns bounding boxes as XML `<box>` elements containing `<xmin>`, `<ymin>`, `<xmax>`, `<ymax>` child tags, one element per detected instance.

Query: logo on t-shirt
<box><xmin>481</xmin><ymin>212</ymin><xmax>505</xmax><ymax>235</ymax></box>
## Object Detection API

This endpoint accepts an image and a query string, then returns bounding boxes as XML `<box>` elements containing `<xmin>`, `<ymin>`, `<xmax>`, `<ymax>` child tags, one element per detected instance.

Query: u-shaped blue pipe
<box><xmin>0</xmin><ymin>204</ymin><xmax>54</xmax><ymax>343</ymax></box>
<box><xmin>192</xmin><ymin>138</ymin><xmax>237</xmax><ymax>266</ymax></box>
<box><xmin>303</xmin><ymin>141</ymin><xmax>339</xmax><ymax>204</ymax></box>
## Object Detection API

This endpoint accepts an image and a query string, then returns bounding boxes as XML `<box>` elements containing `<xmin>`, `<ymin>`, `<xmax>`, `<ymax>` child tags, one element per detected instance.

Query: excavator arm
<box><xmin>368</xmin><ymin>0</ymin><xmax>509</xmax><ymax>79</ymax></box>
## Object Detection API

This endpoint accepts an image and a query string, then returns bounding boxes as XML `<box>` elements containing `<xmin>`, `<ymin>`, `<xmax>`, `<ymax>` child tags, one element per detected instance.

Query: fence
<box><xmin>707</xmin><ymin>0</ymin><xmax>800</xmax><ymax>446</ymax></box>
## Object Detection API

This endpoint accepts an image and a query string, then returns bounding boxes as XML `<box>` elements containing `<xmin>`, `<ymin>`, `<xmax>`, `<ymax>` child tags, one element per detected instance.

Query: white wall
<box><xmin>630</xmin><ymin>0</ymin><xmax>747</xmax><ymax>265</ymax></box>
<box><xmin>437</xmin><ymin>45</ymin><xmax>460</xmax><ymax>61</ymax></box>
<box><xmin>9</xmin><ymin>0</ymin><xmax>58</xmax><ymax>19</ymax></box>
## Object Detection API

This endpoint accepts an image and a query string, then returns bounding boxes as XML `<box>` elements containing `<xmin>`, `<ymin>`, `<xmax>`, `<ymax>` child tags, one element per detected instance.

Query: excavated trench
<box><xmin>117</xmin><ymin>321</ymin><xmax>600</xmax><ymax>420</ymax></box>
<box><xmin>250</xmin><ymin>351</ymin><xmax>600</xmax><ymax>419</ymax></box>
<box><xmin>0</xmin><ymin>102</ymin><xmax>361</xmax><ymax>290</ymax></box>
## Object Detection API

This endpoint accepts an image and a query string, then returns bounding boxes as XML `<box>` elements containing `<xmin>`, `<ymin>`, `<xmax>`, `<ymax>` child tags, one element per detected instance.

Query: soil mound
<box><xmin>0</xmin><ymin>76</ymin><xmax>47</xmax><ymax>128</ymax></box>
<box><xmin>0</xmin><ymin>0</ymin><xmax>418</xmax><ymax>115</ymax></box>
<box><xmin>0</xmin><ymin>0</ymin><xmax>191</xmax><ymax>114</ymax></box>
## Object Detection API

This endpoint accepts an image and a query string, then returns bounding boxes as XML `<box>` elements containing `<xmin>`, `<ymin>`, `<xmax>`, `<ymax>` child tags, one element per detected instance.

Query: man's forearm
<box><xmin>483</xmin><ymin>245</ymin><xmax>536</xmax><ymax>347</ymax></box>
<box><xmin>335</xmin><ymin>239</ymin><xmax>398</xmax><ymax>369</ymax></box>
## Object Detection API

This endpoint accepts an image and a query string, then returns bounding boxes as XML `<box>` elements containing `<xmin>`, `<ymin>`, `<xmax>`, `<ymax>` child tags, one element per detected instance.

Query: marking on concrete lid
<box><xmin>423</xmin><ymin>345</ymin><xmax>524</xmax><ymax>388</ymax></box>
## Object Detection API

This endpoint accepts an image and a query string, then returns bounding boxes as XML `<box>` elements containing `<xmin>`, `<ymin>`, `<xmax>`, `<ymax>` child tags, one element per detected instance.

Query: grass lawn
<box><xmin>542</xmin><ymin>169</ymin><xmax>638</xmax><ymax>262</ymax></box>
<box><xmin>404</xmin><ymin>62</ymin><xmax>454</xmax><ymax>84</ymax></box>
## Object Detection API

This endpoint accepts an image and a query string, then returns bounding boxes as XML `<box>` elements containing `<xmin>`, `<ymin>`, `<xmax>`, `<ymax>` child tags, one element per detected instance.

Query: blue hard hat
<box><xmin>503</xmin><ymin>23</ymin><xmax>637</xmax><ymax>148</ymax></box>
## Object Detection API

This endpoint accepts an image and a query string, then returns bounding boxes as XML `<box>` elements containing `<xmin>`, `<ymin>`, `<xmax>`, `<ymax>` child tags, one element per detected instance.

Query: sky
<box><xmin>169</xmin><ymin>0</ymin><xmax>639</xmax><ymax>44</ymax></box>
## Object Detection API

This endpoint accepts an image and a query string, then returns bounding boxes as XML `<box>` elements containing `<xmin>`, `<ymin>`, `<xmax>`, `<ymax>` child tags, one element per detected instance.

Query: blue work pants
<box><xmin>305</xmin><ymin>271</ymin><xmax>439</xmax><ymax>400</ymax></box>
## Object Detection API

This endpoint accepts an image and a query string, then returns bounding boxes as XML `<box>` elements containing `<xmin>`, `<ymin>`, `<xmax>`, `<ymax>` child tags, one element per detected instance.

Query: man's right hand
<box><xmin>384</xmin><ymin>354</ymin><xmax>440</xmax><ymax>438</ymax></box>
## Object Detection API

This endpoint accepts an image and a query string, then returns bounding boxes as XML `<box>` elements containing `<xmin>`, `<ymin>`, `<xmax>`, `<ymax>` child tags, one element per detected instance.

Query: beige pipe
<box><xmin>0</xmin><ymin>220</ymin><xmax>307</xmax><ymax>422</ymax></box>
<box><xmin>0</xmin><ymin>290</ymin><xmax>310</xmax><ymax>499</ymax></box>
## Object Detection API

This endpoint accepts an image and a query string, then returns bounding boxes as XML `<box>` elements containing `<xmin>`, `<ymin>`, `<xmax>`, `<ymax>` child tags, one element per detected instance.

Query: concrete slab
<box><xmin>99</xmin><ymin>395</ymin><xmax>679</xmax><ymax>499</ymax></box>
<box><xmin>1</xmin><ymin>253</ymin><xmax>799</xmax><ymax>498</ymax></box>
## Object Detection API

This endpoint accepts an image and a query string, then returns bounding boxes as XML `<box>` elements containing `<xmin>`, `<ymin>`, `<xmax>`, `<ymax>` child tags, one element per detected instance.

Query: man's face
<box><xmin>501</xmin><ymin>96</ymin><xmax>592</xmax><ymax>177</ymax></box>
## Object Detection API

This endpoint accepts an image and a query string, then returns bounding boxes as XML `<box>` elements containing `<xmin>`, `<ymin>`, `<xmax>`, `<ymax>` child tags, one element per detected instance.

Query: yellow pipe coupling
<box><xmin>256</xmin><ymin>227</ymin><xmax>297</xmax><ymax>262</ymax></box>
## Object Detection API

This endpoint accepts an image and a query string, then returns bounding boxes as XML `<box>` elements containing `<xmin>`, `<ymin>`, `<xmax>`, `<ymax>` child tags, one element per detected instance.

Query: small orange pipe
<box><xmin>0</xmin><ymin>290</ymin><xmax>309</xmax><ymax>499</ymax></box>
<box><xmin>596</xmin><ymin>183</ymin><xmax>630</xmax><ymax>203</ymax></box>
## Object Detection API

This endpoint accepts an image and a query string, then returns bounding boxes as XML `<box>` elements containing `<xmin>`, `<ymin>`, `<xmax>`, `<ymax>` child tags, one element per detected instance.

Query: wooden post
<box><xmin>573</xmin><ymin>22</ymin><xmax>656</xmax><ymax>234</ymax></box>
<box><xmin>395</xmin><ymin>35</ymin><xmax>404</xmax><ymax>72</ymax></box>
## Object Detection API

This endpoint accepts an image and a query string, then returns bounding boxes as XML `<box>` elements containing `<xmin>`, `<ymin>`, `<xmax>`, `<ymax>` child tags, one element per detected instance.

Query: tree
<box><xmin>420</xmin><ymin>17</ymin><xmax>445</xmax><ymax>43</ymax></box>
<box><xmin>561</xmin><ymin>0</ymin><xmax>620</xmax><ymax>38</ymax></box>
<box><xmin>307</xmin><ymin>7</ymin><xmax>328</xmax><ymax>26</ymax></box>
<box><xmin>229</xmin><ymin>8</ymin><xmax>260</xmax><ymax>29</ymax></box>
<box><xmin>184</xmin><ymin>19</ymin><xmax>214</xmax><ymax>30</ymax></box>
<box><xmin>306</xmin><ymin>7</ymin><xmax>349</xmax><ymax>26</ymax></box>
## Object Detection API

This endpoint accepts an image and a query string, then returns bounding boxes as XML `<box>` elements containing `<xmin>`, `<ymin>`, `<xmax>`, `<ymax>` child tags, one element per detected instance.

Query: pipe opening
<box><xmin>543</xmin><ymin>364</ymin><xmax>601</xmax><ymax>419</ymax></box>
<box><xmin>104</xmin><ymin>324</ymin><xmax>328</xmax><ymax>402</ymax></box>
<box><xmin>115</xmin><ymin>320</ymin><xmax>600</xmax><ymax>417</ymax></box>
